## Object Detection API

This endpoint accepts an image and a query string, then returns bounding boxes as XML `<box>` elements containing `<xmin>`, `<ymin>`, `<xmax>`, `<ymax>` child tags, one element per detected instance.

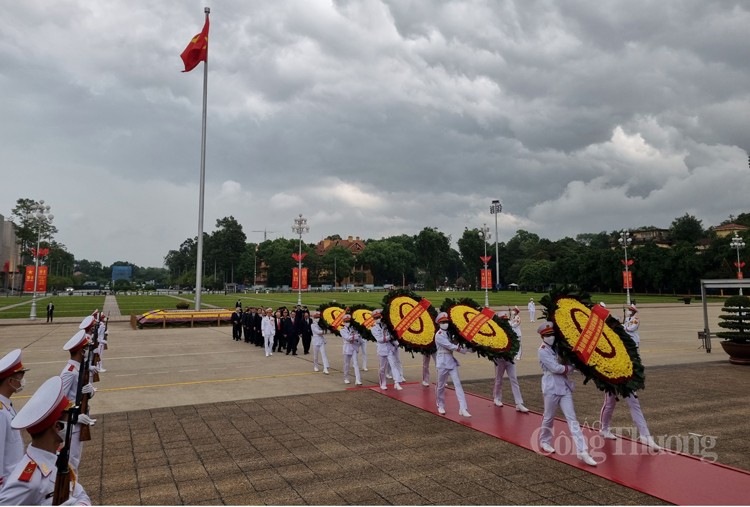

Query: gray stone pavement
<box><xmin>1</xmin><ymin>302</ymin><xmax>748</xmax><ymax>505</ymax></box>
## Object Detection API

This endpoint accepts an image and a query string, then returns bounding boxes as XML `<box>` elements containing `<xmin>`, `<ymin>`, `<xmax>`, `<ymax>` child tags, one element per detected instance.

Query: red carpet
<box><xmin>369</xmin><ymin>382</ymin><xmax>750</xmax><ymax>506</ymax></box>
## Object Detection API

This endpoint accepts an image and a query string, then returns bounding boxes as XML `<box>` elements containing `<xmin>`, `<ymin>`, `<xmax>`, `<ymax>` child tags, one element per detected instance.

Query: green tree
<box><xmin>321</xmin><ymin>246</ymin><xmax>355</xmax><ymax>286</ymax></box>
<box><xmin>206</xmin><ymin>216</ymin><xmax>247</xmax><ymax>284</ymax></box>
<box><xmin>358</xmin><ymin>240</ymin><xmax>415</xmax><ymax>285</ymax></box>
<box><xmin>457</xmin><ymin>228</ymin><xmax>489</xmax><ymax>286</ymax></box>
<box><xmin>10</xmin><ymin>198</ymin><xmax>59</xmax><ymax>265</ymax></box>
<box><xmin>519</xmin><ymin>260</ymin><xmax>554</xmax><ymax>289</ymax></box>
<box><xmin>670</xmin><ymin>213</ymin><xmax>704</xmax><ymax>244</ymax></box>
<box><xmin>414</xmin><ymin>227</ymin><xmax>451</xmax><ymax>289</ymax></box>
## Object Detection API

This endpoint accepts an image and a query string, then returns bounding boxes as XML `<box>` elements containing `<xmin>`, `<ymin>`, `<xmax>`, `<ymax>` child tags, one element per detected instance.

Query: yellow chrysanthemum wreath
<box><xmin>382</xmin><ymin>289</ymin><xmax>437</xmax><ymax>354</ymax></box>
<box><xmin>542</xmin><ymin>288</ymin><xmax>645</xmax><ymax>397</ymax></box>
<box><xmin>441</xmin><ymin>298</ymin><xmax>519</xmax><ymax>362</ymax></box>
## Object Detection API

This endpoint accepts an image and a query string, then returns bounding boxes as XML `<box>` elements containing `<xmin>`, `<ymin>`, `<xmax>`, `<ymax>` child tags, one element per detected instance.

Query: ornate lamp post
<box><xmin>479</xmin><ymin>224</ymin><xmax>491</xmax><ymax>307</ymax></box>
<box><xmin>731</xmin><ymin>232</ymin><xmax>746</xmax><ymax>295</ymax></box>
<box><xmin>618</xmin><ymin>230</ymin><xmax>633</xmax><ymax>306</ymax></box>
<box><xmin>29</xmin><ymin>201</ymin><xmax>54</xmax><ymax>321</ymax></box>
<box><xmin>490</xmin><ymin>200</ymin><xmax>502</xmax><ymax>289</ymax></box>
<box><xmin>291</xmin><ymin>213</ymin><xmax>309</xmax><ymax>305</ymax></box>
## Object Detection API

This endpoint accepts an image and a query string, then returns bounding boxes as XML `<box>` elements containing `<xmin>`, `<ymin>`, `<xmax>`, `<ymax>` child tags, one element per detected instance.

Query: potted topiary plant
<box><xmin>717</xmin><ymin>295</ymin><xmax>750</xmax><ymax>365</ymax></box>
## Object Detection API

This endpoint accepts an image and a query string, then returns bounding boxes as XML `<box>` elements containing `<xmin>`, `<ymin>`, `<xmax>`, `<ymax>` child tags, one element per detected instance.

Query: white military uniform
<box><xmin>0</xmin><ymin>446</ymin><xmax>90</xmax><ymax>506</ymax></box>
<box><xmin>0</xmin><ymin>395</ymin><xmax>24</xmax><ymax>487</ymax></box>
<box><xmin>527</xmin><ymin>300</ymin><xmax>536</xmax><ymax>322</ymax></box>
<box><xmin>600</xmin><ymin>309</ymin><xmax>652</xmax><ymax>439</ymax></box>
<box><xmin>537</xmin><ymin>343</ymin><xmax>588</xmax><ymax>454</ymax></box>
<box><xmin>421</xmin><ymin>352</ymin><xmax>436</xmax><ymax>386</ymax></box>
<box><xmin>95</xmin><ymin>321</ymin><xmax>107</xmax><ymax>372</ymax></box>
<box><xmin>435</xmin><ymin>327</ymin><xmax>469</xmax><ymax>414</ymax></box>
<box><xmin>510</xmin><ymin>311</ymin><xmax>523</xmax><ymax>360</ymax></box>
<box><xmin>261</xmin><ymin>313</ymin><xmax>275</xmax><ymax>356</ymax></box>
<box><xmin>371</xmin><ymin>318</ymin><xmax>403</xmax><ymax>389</ymax></box>
<box><xmin>311</xmin><ymin>319</ymin><xmax>330</xmax><ymax>373</ymax></box>
<box><xmin>340</xmin><ymin>322</ymin><xmax>362</xmax><ymax>385</ymax></box>
<box><xmin>59</xmin><ymin>360</ymin><xmax>84</xmax><ymax>472</ymax></box>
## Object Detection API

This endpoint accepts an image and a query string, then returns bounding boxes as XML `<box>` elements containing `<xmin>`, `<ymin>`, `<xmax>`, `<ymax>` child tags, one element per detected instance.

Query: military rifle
<box><xmin>52</xmin><ymin>342</ymin><xmax>88</xmax><ymax>504</ymax></box>
<box><xmin>78</xmin><ymin>320</ymin><xmax>97</xmax><ymax>442</ymax></box>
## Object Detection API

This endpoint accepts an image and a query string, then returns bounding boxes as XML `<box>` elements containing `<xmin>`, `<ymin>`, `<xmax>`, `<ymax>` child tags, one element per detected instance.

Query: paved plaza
<box><xmin>0</xmin><ymin>302</ymin><xmax>748</xmax><ymax>505</ymax></box>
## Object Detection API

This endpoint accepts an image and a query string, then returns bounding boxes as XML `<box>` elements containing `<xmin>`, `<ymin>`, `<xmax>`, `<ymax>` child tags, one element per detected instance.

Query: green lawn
<box><xmin>114</xmin><ymin>295</ymin><xmax>195</xmax><ymax>316</ymax></box>
<box><xmin>0</xmin><ymin>295</ymin><xmax>105</xmax><ymax>319</ymax></box>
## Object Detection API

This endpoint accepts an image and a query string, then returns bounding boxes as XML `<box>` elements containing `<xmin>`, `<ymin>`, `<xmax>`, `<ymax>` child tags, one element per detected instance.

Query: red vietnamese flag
<box><xmin>180</xmin><ymin>17</ymin><xmax>209</xmax><ymax>72</ymax></box>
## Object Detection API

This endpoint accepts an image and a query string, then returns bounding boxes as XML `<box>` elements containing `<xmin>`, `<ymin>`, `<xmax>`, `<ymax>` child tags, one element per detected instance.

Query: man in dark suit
<box><xmin>46</xmin><ymin>302</ymin><xmax>54</xmax><ymax>323</ymax></box>
<box><xmin>231</xmin><ymin>307</ymin><xmax>242</xmax><ymax>341</ymax></box>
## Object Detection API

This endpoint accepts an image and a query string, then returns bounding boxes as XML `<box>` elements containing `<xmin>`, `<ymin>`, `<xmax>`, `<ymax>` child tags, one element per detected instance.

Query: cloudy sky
<box><xmin>2</xmin><ymin>0</ymin><xmax>749</xmax><ymax>267</ymax></box>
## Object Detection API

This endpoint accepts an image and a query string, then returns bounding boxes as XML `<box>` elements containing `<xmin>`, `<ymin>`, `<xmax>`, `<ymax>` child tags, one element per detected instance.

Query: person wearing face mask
<box><xmin>492</xmin><ymin>313</ymin><xmax>529</xmax><ymax>413</ymax></box>
<box><xmin>60</xmin><ymin>328</ymin><xmax>97</xmax><ymax>474</ymax></box>
<box><xmin>0</xmin><ymin>376</ymin><xmax>91</xmax><ymax>505</ymax></box>
<box><xmin>310</xmin><ymin>311</ymin><xmax>330</xmax><ymax>374</ymax></box>
<box><xmin>536</xmin><ymin>321</ymin><xmax>597</xmax><ymax>466</ymax></box>
<box><xmin>370</xmin><ymin>309</ymin><xmax>403</xmax><ymax>391</ymax></box>
<box><xmin>0</xmin><ymin>349</ymin><xmax>29</xmax><ymax>488</ymax></box>
<box><xmin>339</xmin><ymin>314</ymin><xmax>362</xmax><ymax>386</ymax></box>
<box><xmin>599</xmin><ymin>304</ymin><xmax>661</xmax><ymax>450</ymax></box>
<box><xmin>434</xmin><ymin>312</ymin><xmax>471</xmax><ymax>417</ymax></box>
<box><xmin>510</xmin><ymin>306</ymin><xmax>523</xmax><ymax>360</ymax></box>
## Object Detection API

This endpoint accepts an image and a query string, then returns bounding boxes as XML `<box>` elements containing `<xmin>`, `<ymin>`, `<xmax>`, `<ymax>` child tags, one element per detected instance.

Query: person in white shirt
<box><xmin>434</xmin><ymin>312</ymin><xmax>471</xmax><ymax>417</ymax></box>
<box><xmin>0</xmin><ymin>350</ymin><xmax>28</xmax><ymax>488</ymax></box>
<box><xmin>310</xmin><ymin>312</ymin><xmax>330</xmax><ymax>374</ymax></box>
<box><xmin>510</xmin><ymin>306</ymin><xmax>523</xmax><ymax>360</ymax></box>
<box><xmin>370</xmin><ymin>309</ymin><xmax>403</xmax><ymax>390</ymax></box>
<box><xmin>0</xmin><ymin>377</ymin><xmax>91</xmax><ymax>506</ymax></box>
<box><xmin>536</xmin><ymin>321</ymin><xmax>597</xmax><ymax>466</ymax></box>
<box><xmin>492</xmin><ymin>313</ymin><xmax>529</xmax><ymax>413</ymax></box>
<box><xmin>261</xmin><ymin>308</ymin><xmax>276</xmax><ymax>357</ymax></box>
<box><xmin>339</xmin><ymin>315</ymin><xmax>362</xmax><ymax>386</ymax></box>
<box><xmin>527</xmin><ymin>298</ymin><xmax>536</xmax><ymax>322</ymax></box>
<box><xmin>599</xmin><ymin>304</ymin><xmax>661</xmax><ymax>450</ymax></box>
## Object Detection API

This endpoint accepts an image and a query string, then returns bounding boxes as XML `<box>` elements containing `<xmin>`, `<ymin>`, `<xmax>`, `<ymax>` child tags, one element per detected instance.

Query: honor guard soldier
<box><xmin>0</xmin><ymin>376</ymin><xmax>91</xmax><ymax>505</ymax></box>
<box><xmin>371</xmin><ymin>309</ymin><xmax>403</xmax><ymax>391</ymax></box>
<box><xmin>0</xmin><ymin>350</ymin><xmax>29</xmax><ymax>487</ymax></box>
<box><xmin>60</xmin><ymin>331</ymin><xmax>96</xmax><ymax>473</ymax></box>
<box><xmin>310</xmin><ymin>312</ymin><xmax>330</xmax><ymax>374</ymax></box>
<box><xmin>434</xmin><ymin>312</ymin><xmax>471</xmax><ymax>417</ymax></box>
<box><xmin>492</xmin><ymin>313</ymin><xmax>529</xmax><ymax>413</ymax></box>
<box><xmin>536</xmin><ymin>321</ymin><xmax>597</xmax><ymax>466</ymax></box>
<box><xmin>599</xmin><ymin>304</ymin><xmax>661</xmax><ymax>450</ymax></box>
<box><xmin>339</xmin><ymin>314</ymin><xmax>362</xmax><ymax>385</ymax></box>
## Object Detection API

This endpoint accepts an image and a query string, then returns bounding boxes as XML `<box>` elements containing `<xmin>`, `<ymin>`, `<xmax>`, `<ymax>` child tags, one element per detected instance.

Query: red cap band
<box><xmin>27</xmin><ymin>396</ymin><xmax>70</xmax><ymax>435</ymax></box>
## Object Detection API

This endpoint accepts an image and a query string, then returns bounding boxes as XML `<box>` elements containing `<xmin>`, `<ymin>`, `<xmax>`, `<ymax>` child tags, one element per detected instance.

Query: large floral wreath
<box><xmin>382</xmin><ymin>289</ymin><xmax>437</xmax><ymax>354</ymax></box>
<box><xmin>440</xmin><ymin>297</ymin><xmax>519</xmax><ymax>362</ymax></box>
<box><xmin>349</xmin><ymin>304</ymin><xmax>377</xmax><ymax>342</ymax></box>
<box><xmin>540</xmin><ymin>287</ymin><xmax>645</xmax><ymax>397</ymax></box>
<box><xmin>317</xmin><ymin>301</ymin><xmax>348</xmax><ymax>336</ymax></box>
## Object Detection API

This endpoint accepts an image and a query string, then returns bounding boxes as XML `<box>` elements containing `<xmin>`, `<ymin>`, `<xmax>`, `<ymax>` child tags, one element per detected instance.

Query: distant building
<box><xmin>0</xmin><ymin>215</ymin><xmax>21</xmax><ymax>292</ymax></box>
<box><xmin>712</xmin><ymin>223</ymin><xmax>750</xmax><ymax>239</ymax></box>
<box><xmin>315</xmin><ymin>235</ymin><xmax>373</xmax><ymax>285</ymax></box>
<box><xmin>630</xmin><ymin>227</ymin><xmax>671</xmax><ymax>248</ymax></box>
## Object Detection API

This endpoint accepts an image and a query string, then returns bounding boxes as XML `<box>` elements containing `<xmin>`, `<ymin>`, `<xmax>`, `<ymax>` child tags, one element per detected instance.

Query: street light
<box><xmin>618</xmin><ymin>229</ymin><xmax>632</xmax><ymax>306</ymax></box>
<box><xmin>292</xmin><ymin>213</ymin><xmax>309</xmax><ymax>305</ymax></box>
<box><xmin>490</xmin><ymin>200</ymin><xmax>502</xmax><ymax>289</ymax></box>
<box><xmin>731</xmin><ymin>232</ymin><xmax>746</xmax><ymax>295</ymax></box>
<box><xmin>479</xmin><ymin>224</ymin><xmax>491</xmax><ymax>307</ymax></box>
<box><xmin>29</xmin><ymin>201</ymin><xmax>54</xmax><ymax>321</ymax></box>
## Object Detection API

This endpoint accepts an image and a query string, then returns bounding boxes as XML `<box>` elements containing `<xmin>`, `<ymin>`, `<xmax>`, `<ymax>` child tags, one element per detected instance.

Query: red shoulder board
<box><xmin>67</xmin><ymin>365</ymin><xmax>75</xmax><ymax>372</ymax></box>
<box><xmin>19</xmin><ymin>461</ymin><xmax>37</xmax><ymax>482</ymax></box>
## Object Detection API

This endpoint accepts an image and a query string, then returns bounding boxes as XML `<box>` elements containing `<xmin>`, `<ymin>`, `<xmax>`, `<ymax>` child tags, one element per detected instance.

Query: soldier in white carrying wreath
<box><xmin>492</xmin><ymin>312</ymin><xmax>529</xmax><ymax>413</ymax></box>
<box><xmin>434</xmin><ymin>312</ymin><xmax>471</xmax><ymax>417</ymax></box>
<box><xmin>340</xmin><ymin>314</ymin><xmax>362</xmax><ymax>386</ymax></box>
<box><xmin>370</xmin><ymin>309</ymin><xmax>403</xmax><ymax>391</ymax></box>
<box><xmin>536</xmin><ymin>321</ymin><xmax>597</xmax><ymax>466</ymax></box>
<box><xmin>310</xmin><ymin>311</ymin><xmax>330</xmax><ymax>375</ymax></box>
<box><xmin>599</xmin><ymin>304</ymin><xmax>661</xmax><ymax>450</ymax></box>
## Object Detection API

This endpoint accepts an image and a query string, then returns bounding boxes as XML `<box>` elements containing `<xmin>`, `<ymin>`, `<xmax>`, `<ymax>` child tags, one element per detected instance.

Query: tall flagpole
<box><xmin>194</xmin><ymin>6</ymin><xmax>210</xmax><ymax>311</ymax></box>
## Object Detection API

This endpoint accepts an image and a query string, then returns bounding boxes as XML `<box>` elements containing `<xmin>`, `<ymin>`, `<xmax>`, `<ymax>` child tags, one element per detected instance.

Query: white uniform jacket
<box><xmin>371</xmin><ymin>321</ymin><xmax>397</xmax><ymax>356</ymax></box>
<box><xmin>261</xmin><ymin>316</ymin><xmax>276</xmax><ymax>339</ymax></box>
<box><xmin>0</xmin><ymin>445</ymin><xmax>91</xmax><ymax>505</ymax></box>
<box><xmin>340</xmin><ymin>325</ymin><xmax>361</xmax><ymax>355</ymax></box>
<box><xmin>624</xmin><ymin>315</ymin><xmax>640</xmax><ymax>347</ymax></box>
<box><xmin>538</xmin><ymin>344</ymin><xmax>575</xmax><ymax>396</ymax></box>
<box><xmin>311</xmin><ymin>321</ymin><xmax>326</xmax><ymax>346</ymax></box>
<box><xmin>435</xmin><ymin>329</ymin><xmax>464</xmax><ymax>369</ymax></box>
<box><xmin>0</xmin><ymin>395</ymin><xmax>24</xmax><ymax>486</ymax></box>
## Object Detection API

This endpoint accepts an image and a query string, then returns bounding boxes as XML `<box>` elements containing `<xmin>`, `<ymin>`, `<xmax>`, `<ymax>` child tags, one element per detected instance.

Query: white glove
<box><xmin>81</xmin><ymin>383</ymin><xmax>96</xmax><ymax>395</ymax></box>
<box><xmin>77</xmin><ymin>414</ymin><xmax>97</xmax><ymax>426</ymax></box>
<box><xmin>89</xmin><ymin>365</ymin><xmax>100</xmax><ymax>374</ymax></box>
<box><xmin>60</xmin><ymin>497</ymin><xmax>79</xmax><ymax>506</ymax></box>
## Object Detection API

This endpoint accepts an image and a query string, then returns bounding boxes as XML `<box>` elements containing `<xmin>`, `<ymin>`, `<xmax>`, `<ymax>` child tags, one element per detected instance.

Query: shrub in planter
<box><xmin>176</xmin><ymin>301</ymin><xmax>190</xmax><ymax>310</ymax></box>
<box><xmin>717</xmin><ymin>295</ymin><xmax>750</xmax><ymax>365</ymax></box>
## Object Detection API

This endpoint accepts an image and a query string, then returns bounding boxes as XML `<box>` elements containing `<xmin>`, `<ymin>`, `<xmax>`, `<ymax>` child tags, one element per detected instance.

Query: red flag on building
<box><xmin>180</xmin><ymin>18</ymin><xmax>209</xmax><ymax>72</ymax></box>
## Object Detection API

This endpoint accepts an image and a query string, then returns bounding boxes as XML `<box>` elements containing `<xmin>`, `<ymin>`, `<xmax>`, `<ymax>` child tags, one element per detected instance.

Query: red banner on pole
<box><xmin>292</xmin><ymin>268</ymin><xmax>309</xmax><ymax>289</ymax></box>
<box><xmin>623</xmin><ymin>270</ymin><xmax>633</xmax><ymax>289</ymax></box>
<box><xmin>480</xmin><ymin>269</ymin><xmax>492</xmax><ymax>289</ymax></box>
<box><xmin>23</xmin><ymin>266</ymin><xmax>48</xmax><ymax>293</ymax></box>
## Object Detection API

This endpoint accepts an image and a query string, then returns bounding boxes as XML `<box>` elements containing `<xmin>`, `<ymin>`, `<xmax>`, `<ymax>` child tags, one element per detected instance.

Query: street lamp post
<box><xmin>618</xmin><ymin>230</ymin><xmax>632</xmax><ymax>306</ymax></box>
<box><xmin>29</xmin><ymin>201</ymin><xmax>53</xmax><ymax>321</ymax></box>
<box><xmin>479</xmin><ymin>224</ymin><xmax>491</xmax><ymax>307</ymax></box>
<box><xmin>490</xmin><ymin>200</ymin><xmax>502</xmax><ymax>289</ymax></box>
<box><xmin>292</xmin><ymin>213</ymin><xmax>309</xmax><ymax>306</ymax></box>
<box><xmin>731</xmin><ymin>232</ymin><xmax>746</xmax><ymax>295</ymax></box>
